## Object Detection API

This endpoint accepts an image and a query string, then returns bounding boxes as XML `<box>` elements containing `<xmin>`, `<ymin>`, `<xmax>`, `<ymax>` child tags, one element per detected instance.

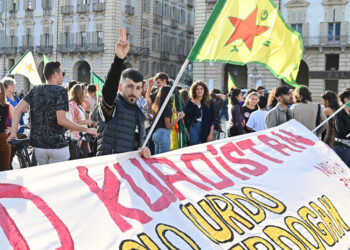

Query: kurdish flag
<box><xmin>228</xmin><ymin>71</ymin><xmax>237</xmax><ymax>91</ymax></box>
<box><xmin>9</xmin><ymin>50</ymin><xmax>42</xmax><ymax>86</ymax></box>
<box><xmin>188</xmin><ymin>0</ymin><xmax>303</xmax><ymax>88</ymax></box>
<box><xmin>91</xmin><ymin>72</ymin><xmax>104</xmax><ymax>97</ymax></box>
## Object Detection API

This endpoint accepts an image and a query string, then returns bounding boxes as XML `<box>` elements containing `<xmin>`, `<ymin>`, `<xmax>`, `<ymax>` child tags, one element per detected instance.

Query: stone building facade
<box><xmin>0</xmin><ymin>0</ymin><xmax>194</xmax><ymax>92</ymax></box>
<box><xmin>193</xmin><ymin>0</ymin><xmax>350</xmax><ymax>101</ymax></box>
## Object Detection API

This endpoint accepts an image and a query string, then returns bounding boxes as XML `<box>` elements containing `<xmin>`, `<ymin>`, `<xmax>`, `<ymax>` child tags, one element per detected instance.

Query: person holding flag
<box><xmin>151</xmin><ymin>85</ymin><xmax>184</xmax><ymax>154</ymax></box>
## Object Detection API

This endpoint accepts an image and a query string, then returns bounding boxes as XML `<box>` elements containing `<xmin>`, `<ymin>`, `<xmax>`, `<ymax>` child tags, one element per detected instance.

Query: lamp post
<box><xmin>249</xmin><ymin>66</ymin><xmax>262</xmax><ymax>88</ymax></box>
<box><xmin>2</xmin><ymin>0</ymin><xmax>8</xmax><ymax>77</ymax></box>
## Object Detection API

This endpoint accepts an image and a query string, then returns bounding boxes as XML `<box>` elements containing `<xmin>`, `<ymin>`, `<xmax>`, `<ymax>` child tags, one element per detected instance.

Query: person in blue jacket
<box><xmin>184</xmin><ymin>81</ymin><xmax>215</xmax><ymax>145</ymax></box>
<box><xmin>4</xmin><ymin>78</ymin><xmax>25</xmax><ymax>134</ymax></box>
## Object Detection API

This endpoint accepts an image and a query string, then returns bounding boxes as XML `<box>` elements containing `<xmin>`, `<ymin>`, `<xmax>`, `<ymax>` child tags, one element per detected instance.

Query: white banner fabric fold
<box><xmin>1</xmin><ymin>120</ymin><xmax>350</xmax><ymax>249</ymax></box>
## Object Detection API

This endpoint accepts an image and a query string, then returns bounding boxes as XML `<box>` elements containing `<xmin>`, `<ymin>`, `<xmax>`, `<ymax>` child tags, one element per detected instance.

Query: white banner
<box><xmin>1</xmin><ymin>120</ymin><xmax>350</xmax><ymax>249</ymax></box>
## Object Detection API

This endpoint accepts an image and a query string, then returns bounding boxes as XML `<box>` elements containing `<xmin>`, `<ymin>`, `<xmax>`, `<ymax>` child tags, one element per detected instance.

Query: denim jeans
<box><xmin>333</xmin><ymin>142</ymin><xmax>350</xmax><ymax>167</ymax></box>
<box><xmin>189</xmin><ymin>121</ymin><xmax>202</xmax><ymax>145</ymax></box>
<box><xmin>152</xmin><ymin>128</ymin><xmax>171</xmax><ymax>154</ymax></box>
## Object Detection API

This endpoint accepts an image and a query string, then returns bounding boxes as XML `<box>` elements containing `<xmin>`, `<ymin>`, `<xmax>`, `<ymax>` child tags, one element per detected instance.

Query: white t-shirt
<box><xmin>246</xmin><ymin>110</ymin><xmax>268</xmax><ymax>132</ymax></box>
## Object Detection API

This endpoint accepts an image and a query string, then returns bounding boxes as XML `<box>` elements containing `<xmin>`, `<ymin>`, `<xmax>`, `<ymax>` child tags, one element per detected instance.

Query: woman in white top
<box><xmin>69</xmin><ymin>84</ymin><xmax>93</xmax><ymax>158</ymax></box>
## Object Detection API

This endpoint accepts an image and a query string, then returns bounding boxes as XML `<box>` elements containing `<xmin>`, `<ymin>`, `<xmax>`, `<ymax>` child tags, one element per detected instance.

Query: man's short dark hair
<box><xmin>44</xmin><ymin>61</ymin><xmax>61</xmax><ymax>81</ymax></box>
<box><xmin>339</xmin><ymin>88</ymin><xmax>350</xmax><ymax>104</ymax></box>
<box><xmin>258</xmin><ymin>95</ymin><xmax>267</xmax><ymax>109</ymax></box>
<box><xmin>68</xmin><ymin>80</ymin><xmax>78</xmax><ymax>92</ymax></box>
<box><xmin>294</xmin><ymin>85</ymin><xmax>312</xmax><ymax>103</ymax></box>
<box><xmin>275</xmin><ymin>85</ymin><xmax>290</xmax><ymax>97</ymax></box>
<box><xmin>247</xmin><ymin>88</ymin><xmax>258</xmax><ymax>95</ymax></box>
<box><xmin>87</xmin><ymin>84</ymin><xmax>97</xmax><ymax>93</ymax></box>
<box><xmin>121</xmin><ymin>68</ymin><xmax>143</xmax><ymax>83</ymax></box>
<box><xmin>153</xmin><ymin>72</ymin><xmax>169</xmax><ymax>84</ymax></box>
<box><xmin>256</xmin><ymin>86</ymin><xmax>265</xmax><ymax>91</ymax></box>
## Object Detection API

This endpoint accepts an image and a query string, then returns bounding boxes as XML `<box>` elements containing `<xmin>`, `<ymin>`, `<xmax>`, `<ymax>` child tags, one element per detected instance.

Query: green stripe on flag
<box><xmin>43</xmin><ymin>54</ymin><xmax>50</xmax><ymax>65</ymax></box>
<box><xmin>8</xmin><ymin>50</ymin><xmax>31</xmax><ymax>74</ymax></box>
<box><xmin>346</xmin><ymin>101</ymin><xmax>350</xmax><ymax>108</ymax></box>
<box><xmin>91</xmin><ymin>72</ymin><xmax>104</xmax><ymax>97</ymax></box>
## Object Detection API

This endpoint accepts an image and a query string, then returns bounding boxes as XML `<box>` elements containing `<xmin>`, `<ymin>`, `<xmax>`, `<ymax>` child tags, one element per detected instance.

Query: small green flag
<box><xmin>43</xmin><ymin>54</ymin><xmax>50</xmax><ymax>65</ymax></box>
<box><xmin>91</xmin><ymin>72</ymin><xmax>104</xmax><ymax>97</ymax></box>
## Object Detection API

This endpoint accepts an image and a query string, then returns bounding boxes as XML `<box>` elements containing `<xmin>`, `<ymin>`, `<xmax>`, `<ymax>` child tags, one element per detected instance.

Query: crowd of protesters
<box><xmin>0</xmin><ymin>28</ymin><xmax>349</xmax><ymax>171</ymax></box>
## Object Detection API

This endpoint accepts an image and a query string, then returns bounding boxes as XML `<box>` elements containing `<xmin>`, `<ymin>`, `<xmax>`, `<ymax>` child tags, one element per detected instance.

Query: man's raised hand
<box><xmin>115</xmin><ymin>28</ymin><xmax>130</xmax><ymax>59</ymax></box>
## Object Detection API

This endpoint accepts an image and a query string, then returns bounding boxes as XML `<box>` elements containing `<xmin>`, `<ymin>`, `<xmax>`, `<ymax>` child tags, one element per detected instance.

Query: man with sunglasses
<box><xmin>9</xmin><ymin>62</ymin><xmax>97</xmax><ymax>165</ymax></box>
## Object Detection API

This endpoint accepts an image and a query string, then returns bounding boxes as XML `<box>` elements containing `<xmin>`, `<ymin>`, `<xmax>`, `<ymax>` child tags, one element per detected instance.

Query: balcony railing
<box><xmin>36</xmin><ymin>45</ymin><xmax>53</xmax><ymax>54</ymax></box>
<box><xmin>129</xmin><ymin>45</ymin><xmax>150</xmax><ymax>56</ymax></box>
<box><xmin>57</xmin><ymin>43</ymin><xmax>104</xmax><ymax>53</ymax></box>
<box><xmin>170</xmin><ymin>19</ymin><xmax>177</xmax><ymax>28</ymax></box>
<box><xmin>4</xmin><ymin>47</ymin><xmax>18</xmax><ymax>55</ymax></box>
<box><xmin>20</xmin><ymin>46</ymin><xmax>35</xmax><ymax>54</ymax></box>
<box><xmin>77</xmin><ymin>4</ymin><xmax>89</xmax><ymax>13</ymax></box>
<box><xmin>186</xmin><ymin>24</ymin><xmax>194</xmax><ymax>34</ymax></box>
<box><xmin>25</xmin><ymin>10</ymin><xmax>33</xmax><ymax>18</ymax></box>
<box><xmin>187</xmin><ymin>0</ymin><xmax>194</xmax><ymax>8</ymax></box>
<box><xmin>154</xmin><ymin>14</ymin><xmax>163</xmax><ymax>24</ymax></box>
<box><xmin>302</xmin><ymin>36</ymin><xmax>350</xmax><ymax>47</ymax></box>
<box><xmin>161</xmin><ymin>51</ymin><xmax>170</xmax><ymax>59</ymax></box>
<box><xmin>9</xmin><ymin>12</ymin><xmax>16</xmax><ymax>18</ymax></box>
<box><xmin>125</xmin><ymin>5</ymin><xmax>134</xmax><ymax>15</ymax></box>
<box><xmin>90</xmin><ymin>43</ymin><xmax>104</xmax><ymax>52</ymax></box>
<box><xmin>43</xmin><ymin>8</ymin><xmax>52</xmax><ymax>16</ymax></box>
<box><xmin>93</xmin><ymin>2</ymin><xmax>105</xmax><ymax>11</ymax></box>
<box><xmin>57</xmin><ymin>44</ymin><xmax>75</xmax><ymax>53</ymax></box>
<box><xmin>177</xmin><ymin>55</ymin><xmax>186</xmax><ymax>63</ymax></box>
<box><xmin>61</xmin><ymin>5</ymin><xmax>74</xmax><ymax>14</ymax></box>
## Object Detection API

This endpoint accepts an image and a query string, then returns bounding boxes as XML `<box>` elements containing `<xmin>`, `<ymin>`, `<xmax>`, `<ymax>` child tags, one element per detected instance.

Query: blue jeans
<box><xmin>152</xmin><ymin>128</ymin><xmax>171</xmax><ymax>154</ymax></box>
<box><xmin>189</xmin><ymin>121</ymin><xmax>202</xmax><ymax>145</ymax></box>
<box><xmin>333</xmin><ymin>142</ymin><xmax>350</xmax><ymax>167</ymax></box>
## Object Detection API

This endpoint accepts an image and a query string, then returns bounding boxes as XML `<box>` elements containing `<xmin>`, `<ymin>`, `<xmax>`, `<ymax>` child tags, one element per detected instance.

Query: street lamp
<box><xmin>249</xmin><ymin>66</ymin><xmax>262</xmax><ymax>88</ymax></box>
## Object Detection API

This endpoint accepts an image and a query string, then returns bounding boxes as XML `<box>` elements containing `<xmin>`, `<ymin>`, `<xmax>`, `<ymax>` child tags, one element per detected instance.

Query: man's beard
<box><xmin>126</xmin><ymin>95</ymin><xmax>137</xmax><ymax>104</ymax></box>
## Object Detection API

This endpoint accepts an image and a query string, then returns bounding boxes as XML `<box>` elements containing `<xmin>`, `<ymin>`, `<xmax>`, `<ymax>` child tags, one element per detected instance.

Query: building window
<box><xmin>81</xmin><ymin>31</ymin><xmax>87</xmax><ymax>47</ymax></box>
<box><xmin>291</xmin><ymin>23</ymin><xmax>302</xmax><ymax>36</ymax></box>
<box><xmin>328</xmin><ymin>22</ymin><xmax>340</xmax><ymax>41</ymax></box>
<box><xmin>326</xmin><ymin>54</ymin><xmax>339</xmax><ymax>71</ymax></box>
<box><xmin>325</xmin><ymin>80</ymin><xmax>338</xmax><ymax>93</ymax></box>
<box><xmin>142</xmin><ymin>29</ymin><xmax>149</xmax><ymax>47</ymax></box>
<box><xmin>44</xmin><ymin>33</ymin><xmax>50</xmax><ymax>46</ymax></box>
<box><xmin>10</xmin><ymin>35</ymin><xmax>16</xmax><ymax>48</ymax></box>
<box><xmin>26</xmin><ymin>34</ymin><xmax>31</xmax><ymax>47</ymax></box>
<box><xmin>142</xmin><ymin>0</ymin><xmax>149</xmax><ymax>12</ymax></box>
<box><xmin>82</xmin><ymin>0</ymin><xmax>88</xmax><ymax>4</ymax></box>
<box><xmin>97</xmin><ymin>31</ymin><xmax>103</xmax><ymax>46</ymax></box>
<box><xmin>64</xmin><ymin>33</ymin><xmax>70</xmax><ymax>47</ymax></box>
<box><xmin>43</xmin><ymin>0</ymin><xmax>51</xmax><ymax>9</ymax></box>
<box><xmin>152</xmin><ymin>32</ymin><xmax>160</xmax><ymax>51</ymax></box>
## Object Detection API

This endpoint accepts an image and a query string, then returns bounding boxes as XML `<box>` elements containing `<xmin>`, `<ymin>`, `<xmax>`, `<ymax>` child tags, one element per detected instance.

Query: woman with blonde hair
<box><xmin>184</xmin><ymin>81</ymin><xmax>215</xmax><ymax>145</ymax></box>
<box><xmin>0</xmin><ymin>81</ymin><xmax>14</xmax><ymax>171</ymax></box>
<box><xmin>242</xmin><ymin>92</ymin><xmax>258</xmax><ymax>132</ymax></box>
<box><xmin>69</xmin><ymin>84</ymin><xmax>92</xmax><ymax>158</ymax></box>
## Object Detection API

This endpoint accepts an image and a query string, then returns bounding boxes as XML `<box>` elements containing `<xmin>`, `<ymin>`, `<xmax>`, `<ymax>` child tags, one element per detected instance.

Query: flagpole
<box><xmin>142</xmin><ymin>59</ymin><xmax>189</xmax><ymax>149</ymax></box>
<box><xmin>312</xmin><ymin>101</ymin><xmax>350</xmax><ymax>134</ymax></box>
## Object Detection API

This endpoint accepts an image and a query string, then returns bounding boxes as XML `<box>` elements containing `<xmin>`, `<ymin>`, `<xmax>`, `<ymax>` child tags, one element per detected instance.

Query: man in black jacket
<box><xmin>97</xmin><ymin>28</ymin><xmax>150</xmax><ymax>158</ymax></box>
